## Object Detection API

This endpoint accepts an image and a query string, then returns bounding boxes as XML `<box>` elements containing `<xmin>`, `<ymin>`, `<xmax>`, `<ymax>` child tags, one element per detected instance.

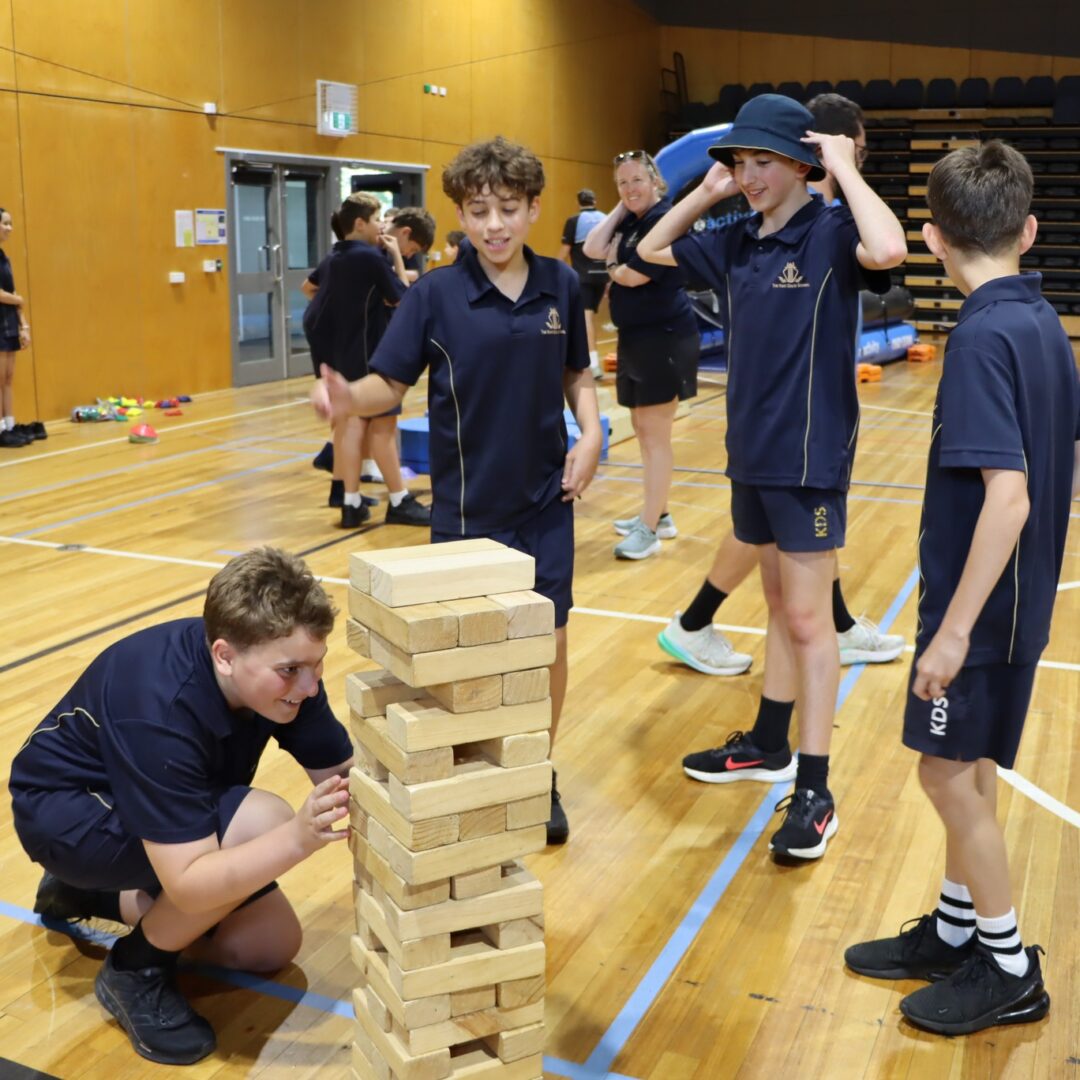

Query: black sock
<box><xmin>795</xmin><ymin>752</ymin><xmax>830</xmax><ymax>797</ymax></box>
<box><xmin>110</xmin><ymin>920</ymin><xmax>181</xmax><ymax>972</ymax></box>
<box><xmin>749</xmin><ymin>697</ymin><xmax>794</xmax><ymax>754</ymax></box>
<box><xmin>832</xmin><ymin>579</ymin><xmax>855</xmax><ymax>633</ymax></box>
<box><xmin>681</xmin><ymin>581</ymin><xmax>727</xmax><ymax>632</ymax></box>
<box><xmin>79</xmin><ymin>888</ymin><xmax>123</xmax><ymax>923</ymax></box>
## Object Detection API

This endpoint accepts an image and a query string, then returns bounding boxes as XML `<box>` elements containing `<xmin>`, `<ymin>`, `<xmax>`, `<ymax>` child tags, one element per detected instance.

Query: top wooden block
<box><xmin>351</xmin><ymin>543</ymin><xmax>535</xmax><ymax>608</ymax></box>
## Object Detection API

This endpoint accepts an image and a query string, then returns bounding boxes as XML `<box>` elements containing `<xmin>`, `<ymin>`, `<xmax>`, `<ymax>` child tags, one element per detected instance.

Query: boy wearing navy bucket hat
<box><xmin>639</xmin><ymin>94</ymin><xmax>907</xmax><ymax>862</ymax></box>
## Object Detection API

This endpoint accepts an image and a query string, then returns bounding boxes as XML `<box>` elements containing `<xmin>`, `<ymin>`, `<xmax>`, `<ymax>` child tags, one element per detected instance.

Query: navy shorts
<box><xmin>432</xmin><ymin>497</ymin><xmax>574</xmax><ymax>627</ymax></box>
<box><xmin>578</xmin><ymin>281</ymin><xmax>605</xmax><ymax>313</ymax></box>
<box><xmin>616</xmin><ymin>327</ymin><xmax>699</xmax><ymax>408</ymax></box>
<box><xmin>730</xmin><ymin>482</ymin><xmax>846</xmax><ymax>552</ymax></box>
<box><xmin>0</xmin><ymin>333</ymin><xmax>21</xmax><ymax>352</ymax></box>
<box><xmin>11</xmin><ymin>784</ymin><xmax>256</xmax><ymax>893</ymax></box>
<box><xmin>901</xmin><ymin>659</ymin><xmax>1038</xmax><ymax>768</ymax></box>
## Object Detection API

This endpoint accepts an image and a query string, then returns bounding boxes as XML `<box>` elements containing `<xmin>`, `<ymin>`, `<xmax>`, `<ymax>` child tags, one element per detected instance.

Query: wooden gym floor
<box><xmin>0</xmin><ymin>356</ymin><xmax>1077</xmax><ymax>1079</ymax></box>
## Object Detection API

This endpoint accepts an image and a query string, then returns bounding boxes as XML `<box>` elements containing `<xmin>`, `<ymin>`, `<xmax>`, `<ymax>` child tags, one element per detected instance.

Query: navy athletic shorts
<box><xmin>730</xmin><ymin>482</ymin><xmax>847</xmax><ymax>552</ymax></box>
<box><xmin>901</xmin><ymin>659</ymin><xmax>1038</xmax><ymax>768</ymax></box>
<box><xmin>432</xmin><ymin>496</ymin><xmax>574</xmax><ymax>627</ymax></box>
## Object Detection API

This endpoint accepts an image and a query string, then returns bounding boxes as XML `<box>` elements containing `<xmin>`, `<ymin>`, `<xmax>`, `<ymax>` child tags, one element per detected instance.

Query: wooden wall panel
<box><xmin>739</xmin><ymin>31</ymin><xmax>816</xmax><ymax>86</ymax></box>
<box><xmin>126</xmin><ymin>1</ymin><xmax>222</xmax><ymax>110</ymax></box>
<box><xmin>422</xmin><ymin>0</ymin><xmax>475</xmax><ymax>73</ymax></box>
<box><xmin>888</xmin><ymin>42</ymin><xmax>970</xmax><ymax>83</ymax></box>
<box><xmin>969</xmin><ymin>50</ymin><xmax>1053</xmax><ymax>81</ymax></box>
<box><xmin>0</xmin><ymin>0</ymin><xmax>15</xmax><ymax>91</ymax></box>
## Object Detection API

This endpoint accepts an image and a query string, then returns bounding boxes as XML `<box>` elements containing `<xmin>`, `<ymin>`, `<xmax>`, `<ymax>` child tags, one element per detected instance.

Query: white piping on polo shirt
<box><xmin>1008</xmin><ymin>451</ymin><xmax>1028</xmax><ymax>662</ymax></box>
<box><xmin>361</xmin><ymin>284</ymin><xmax>376</xmax><ymax>369</ymax></box>
<box><xmin>16</xmin><ymin>706</ymin><xmax>98</xmax><ymax>754</ymax></box>
<box><xmin>725</xmin><ymin>279</ymin><xmax>734</xmax><ymax>362</ymax></box>
<box><xmin>430</xmin><ymin>338</ymin><xmax>466</xmax><ymax>534</ymax></box>
<box><xmin>801</xmin><ymin>268</ymin><xmax>833</xmax><ymax>485</ymax></box>
<box><xmin>916</xmin><ymin>421</ymin><xmax>942</xmax><ymax>640</ymax></box>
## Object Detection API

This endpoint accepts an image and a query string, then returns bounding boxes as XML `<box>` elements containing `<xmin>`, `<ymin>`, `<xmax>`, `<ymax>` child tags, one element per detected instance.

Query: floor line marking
<box><xmin>997</xmin><ymin>768</ymin><xmax>1080</xmax><ymax>829</ymax></box>
<box><xmin>861</xmin><ymin>403</ymin><xmax>934</xmax><ymax>417</ymax></box>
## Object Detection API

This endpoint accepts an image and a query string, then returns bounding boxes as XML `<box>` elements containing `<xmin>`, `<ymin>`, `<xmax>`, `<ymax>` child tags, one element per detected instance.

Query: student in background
<box><xmin>0</xmin><ymin>208</ymin><xmax>40</xmax><ymax>448</ymax></box>
<box><xmin>442</xmin><ymin>229</ymin><xmax>466</xmax><ymax>265</ymax></box>
<box><xmin>559</xmin><ymin>189</ymin><xmax>608</xmax><ymax>379</ymax></box>
<box><xmin>383</xmin><ymin>206</ymin><xmax>436</xmax><ymax>283</ymax></box>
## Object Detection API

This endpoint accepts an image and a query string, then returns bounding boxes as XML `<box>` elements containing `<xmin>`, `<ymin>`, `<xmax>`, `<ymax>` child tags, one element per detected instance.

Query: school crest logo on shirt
<box><xmin>542</xmin><ymin>307</ymin><xmax>565</xmax><ymax>335</ymax></box>
<box><xmin>773</xmin><ymin>261</ymin><xmax>809</xmax><ymax>289</ymax></box>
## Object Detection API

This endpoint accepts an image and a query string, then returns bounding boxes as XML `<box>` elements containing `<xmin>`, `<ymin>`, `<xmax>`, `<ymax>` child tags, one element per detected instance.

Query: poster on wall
<box><xmin>174</xmin><ymin>209</ymin><xmax>194</xmax><ymax>247</ymax></box>
<box><xmin>195</xmin><ymin>209</ymin><xmax>227</xmax><ymax>245</ymax></box>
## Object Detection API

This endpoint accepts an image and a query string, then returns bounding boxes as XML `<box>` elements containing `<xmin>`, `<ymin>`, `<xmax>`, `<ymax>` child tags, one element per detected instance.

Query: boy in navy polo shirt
<box><xmin>9</xmin><ymin>548</ymin><xmax>352</xmax><ymax>1065</ymax></box>
<box><xmin>638</xmin><ymin>95</ymin><xmax>906</xmax><ymax>861</ymax></box>
<box><xmin>313</xmin><ymin>136</ymin><xmax>603</xmax><ymax>846</ymax></box>
<box><xmin>845</xmin><ymin>143</ymin><xmax>1080</xmax><ymax>1033</ymax></box>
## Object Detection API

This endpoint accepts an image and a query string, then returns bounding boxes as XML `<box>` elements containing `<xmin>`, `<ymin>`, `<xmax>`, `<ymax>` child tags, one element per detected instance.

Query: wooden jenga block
<box><xmin>451</xmin><ymin>866</ymin><xmax>502</xmax><ymax>900</ymax></box>
<box><xmin>391</xmin><ymin>933</ymin><xmax>545</xmax><ymax>1000</ymax></box>
<box><xmin>389</xmin><ymin>761</ymin><xmax>552</xmax><ymax>822</ymax></box>
<box><xmin>450</xmin><ymin>987</ymin><xmax>495</xmax><ymax>1017</ymax></box>
<box><xmin>505</xmin><ymin>793</ymin><xmax>551</xmax><ymax>829</ymax></box>
<box><xmin>496</xmin><ymin>975</ymin><xmax>544</xmax><ymax>1009</ymax></box>
<box><xmin>357</xmin><ymin>893</ymin><xmax>451</xmax><ymax>970</ymax></box>
<box><xmin>484</xmin><ymin>1022</ymin><xmax>545</xmax><ymax>1064</ymax></box>
<box><xmin>377</xmin><ymin>863</ymin><xmax>542</xmax><ymax>940</ymax></box>
<box><xmin>351</xmin><ymin>770</ymin><xmax>459</xmax><ymax>852</ymax></box>
<box><xmin>479</xmin><ymin>917</ymin><xmax>544</xmax><ymax>950</ymax></box>
<box><xmin>447</xmin><ymin>1046</ymin><xmax>543</xmax><ymax>1080</ymax></box>
<box><xmin>350</xmin><ymin>540</ymin><xmax>504</xmax><ymax>593</ymax></box>
<box><xmin>353</xmin><ymin>938</ymin><xmax>453</xmax><ymax>1028</ymax></box>
<box><xmin>501</xmin><ymin>669</ymin><xmax>549</xmax><ymax>706</ymax></box>
<box><xmin>457</xmin><ymin>805</ymin><xmax>505</xmax><ymax>841</ymax></box>
<box><xmin>442</xmin><ymin>597</ymin><xmax>508</xmax><ymax>646</ymax></box>
<box><xmin>370</xmin><ymin>631</ymin><xmax>556</xmax><ymax>688</ymax></box>
<box><xmin>349</xmin><ymin>590</ymin><xmax>460</xmax><ymax>653</ymax></box>
<box><xmin>347</xmin><ymin>618</ymin><xmax>371</xmax><ymax>657</ymax></box>
<box><xmin>351</xmin><ymin>715</ymin><xmax>455</xmax><ymax>784</ymax></box>
<box><xmin>427</xmin><ymin>677</ymin><xmax>503</xmax><ymax>714</ymax></box>
<box><xmin>347</xmin><ymin>670</ymin><xmax>426</xmax><ymax>718</ymax></box>
<box><xmin>366</xmin><ymin>548</ymin><xmax>535</xmax><ymax>608</ymax></box>
<box><xmin>378</xmin><ymin>822</ymin><xmax>547</xmax><ymax>886</ymax></box>
<box><xmin>352</xmin><ymin>828</ymin><xmax>450</xmax><ymax>909</ymax></box>
<box><xmin>388</xmin><ymin>698</ymin><xmax>550</xmax><ymax>753</ymax></box>
<box><xmin>396</xmin><ymin>1001</ymin><xmax>545</xmax><ymax>1055</ymax></box>
<box><xmin>474</xmin><ymin>732</ymin><xmax>550</xmax><ymax>768</ymax></box>
<box><xmin>362</xmin><ymin>984</ymin><xmax>393</xmax><ymax>1033</ymax></box>
<box><xmin>354</xmin><ymin>912</ymin><xmax>381</xmax><ymax>951</ymax></box>
<box><xmin>353</xmin><ymin>1033</ymin><xmax>392</xmax><ymax>1080</ymax></box>
<box><xmin>357</xmin><ymin>744</ymin><xmax>389</xmax><ymax>781</ymax></box>
<box><xmin>355</xmin><ymin>1001</ymin><xmax>451</xmax><ymax>1080</ymax></box>
<box><xmin>487</xmin><ymin>592</ymin><xmax>555</xmax><ymax>639</ymax></box>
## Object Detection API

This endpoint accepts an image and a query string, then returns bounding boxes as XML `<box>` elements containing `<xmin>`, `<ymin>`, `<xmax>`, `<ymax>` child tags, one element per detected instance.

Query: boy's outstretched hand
<box><xmin>801</xmin><ymin>131</ymin><xmax>857</xmax><ymax>176</ymax></box>
<box><xmin>311</xmin><ymin>364</ymin><xmax>353</xmax><ymax>423</ymax></box>
<box><xmin>562</xmin><ymin>430</ymin><xmax>602</xmax><ymax>501</ymax></box>
<box><xmin>293</xmin><ymin>774</ymin><xmax>350</xmax><ymax>855</ymax></box>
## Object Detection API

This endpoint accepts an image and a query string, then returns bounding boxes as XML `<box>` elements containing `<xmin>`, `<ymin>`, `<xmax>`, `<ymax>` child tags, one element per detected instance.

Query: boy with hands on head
<box><xmin>637</xmin><ymin>95</ymin><xmax>906</xmax><ymax>861</ymax></box>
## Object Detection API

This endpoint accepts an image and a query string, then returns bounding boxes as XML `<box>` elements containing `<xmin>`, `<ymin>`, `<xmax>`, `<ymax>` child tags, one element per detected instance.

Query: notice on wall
<box><xmin>195</xmin><ymin>208</ymin><xmax>227</xmax><ymax>245</ymax></box>
<box><xmin>174</xmin><ymin>209</ymin><xmax>195</xmax><ymax>248</ymax></box>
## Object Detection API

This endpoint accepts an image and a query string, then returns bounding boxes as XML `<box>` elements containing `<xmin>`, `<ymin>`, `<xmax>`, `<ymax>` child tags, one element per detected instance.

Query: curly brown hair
<box><xmin>442</xmin><ymin>136</ymin><xmax>545</xmax><ymax>205</ymax></box>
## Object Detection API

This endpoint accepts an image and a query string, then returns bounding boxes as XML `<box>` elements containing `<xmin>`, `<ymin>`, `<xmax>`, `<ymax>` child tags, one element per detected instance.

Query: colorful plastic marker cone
<box><xmin>129</xmin><ymin>423</ymin><xmax>158</xmax><ymax>444</ymax></box>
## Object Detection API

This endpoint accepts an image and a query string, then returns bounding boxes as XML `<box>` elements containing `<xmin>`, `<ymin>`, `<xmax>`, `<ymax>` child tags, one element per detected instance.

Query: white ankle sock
<box><xmin>389</xmin><ymin>490</ymin><xmax>408</xmax><ymax>507</ymax></box>
<box><xmin>936</xmin><ymin>878</ymin><xmax>976</xmax><ymax>947</ymax></box>
<box><xmin>362</xmin><ymin>458</ymin><xmax>377</xmax><ymax>473</ymax></box>
<box><xmin>976</xmin><ymin>908</ymin><xmax>1029</xmax><ymax>976</ymax></box>
<box><xmin>589</xmin><ymin>350</ymin><xmax>599</xmax><ymax>365</ymax></box>
<box><xmin>343</xmin><ymin>492</ymin><xmax>361</xmax><ymax>508</ymax></box>
<box><xmin>3</xmin><ymin>416</ymin><xmax>13</xmax><ymax>431</ymax></box>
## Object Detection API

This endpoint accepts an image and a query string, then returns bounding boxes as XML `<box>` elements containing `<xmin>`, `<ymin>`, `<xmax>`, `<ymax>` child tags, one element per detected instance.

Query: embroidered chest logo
<box><xmin>773</xmin><ymin>261</ymin><xmax>809</xmax><ymax>289</ymax></box>
<box><xmin>542</xmin><ymin>307</ymin><xmax>565</xmax><ymax>335</ymax></box>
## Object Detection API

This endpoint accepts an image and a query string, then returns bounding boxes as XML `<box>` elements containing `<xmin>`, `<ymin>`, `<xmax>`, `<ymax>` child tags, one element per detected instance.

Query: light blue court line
<box><xmin>582</xmin><ymin>565</ymin><xmax>920</xmax><ymax>1078</ymax></box>
<box><xmin>12</xmin><ymin>454</ymin><xmax>310</xmax><ymax>539</ymax></box>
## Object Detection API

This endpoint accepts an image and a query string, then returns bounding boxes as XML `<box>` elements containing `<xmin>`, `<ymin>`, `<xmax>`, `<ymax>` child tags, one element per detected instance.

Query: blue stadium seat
<box><xmin>926</xmin><ymin>78</ymin><xmax>957</xmax><ymax>108</ymax></box>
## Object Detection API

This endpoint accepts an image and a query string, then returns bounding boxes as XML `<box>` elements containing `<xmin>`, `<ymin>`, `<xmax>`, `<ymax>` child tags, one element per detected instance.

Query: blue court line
<box><xmin>12</xmin><ymin>454</ymin><xmax>310</xmax><ymax>538</ymax></box>
<box><xmin>582</xmin><ymin>566</ymin><xmax>920</xmax><ymax>1078</ymax></box>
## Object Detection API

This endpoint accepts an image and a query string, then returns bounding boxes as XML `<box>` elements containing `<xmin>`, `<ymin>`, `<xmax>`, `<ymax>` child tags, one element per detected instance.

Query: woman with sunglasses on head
<box><xmin>583</xmin><ymin>150</ymin><xmax>699</xmax><ymax>560</ymax></box>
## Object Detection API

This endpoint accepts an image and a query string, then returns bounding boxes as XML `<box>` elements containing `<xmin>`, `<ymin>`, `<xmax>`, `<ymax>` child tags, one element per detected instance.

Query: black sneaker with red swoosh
<box><xmin>769</xmin><ymin>787</ymin><xmax>838</xmax><ymax>860</ymax></box>
<box><xmin>682</xmin><ymin>731</ymin><xmax>797</xmax><ymax>784</ymax></box>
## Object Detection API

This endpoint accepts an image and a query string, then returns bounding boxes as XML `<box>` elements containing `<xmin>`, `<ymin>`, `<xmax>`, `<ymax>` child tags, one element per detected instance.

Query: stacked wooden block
<box><xmin>346</xmin><ymin>539</ymin><xmax>552</xmax><ymax>1080</ymax></box>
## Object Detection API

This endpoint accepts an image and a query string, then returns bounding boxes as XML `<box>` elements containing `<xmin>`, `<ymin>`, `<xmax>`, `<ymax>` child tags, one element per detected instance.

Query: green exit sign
<box><xmin>330</xmin><ymin>111</ymin><xmax>350</xmax><ymax>131</ymax></box>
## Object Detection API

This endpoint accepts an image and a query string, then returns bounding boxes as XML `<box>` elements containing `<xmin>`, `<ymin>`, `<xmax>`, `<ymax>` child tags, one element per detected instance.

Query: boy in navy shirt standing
<box><xmin>9</xmin><ymin>548</ymin><xmax>353</xmax><ymax>1065</ymax></box>
<box><xmin>845</xmin><ymin>142</ymin><xmax>1080</xmax><ymax>1033</ymax></box>
<box><xmin>638</xmin><ymin>95</ymin><xmax>906</xmax><ymax>861</ymax></box>
<box><xmin>313</xmin><ymin>136</ymin><xmax>603</xmax><ymax>845</ymax></box>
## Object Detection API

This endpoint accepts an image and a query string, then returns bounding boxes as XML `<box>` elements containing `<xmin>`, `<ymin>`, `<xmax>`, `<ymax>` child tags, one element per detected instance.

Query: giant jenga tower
<box><xmin>346</xmin><ymin>539</ymin><xmax>552</xmax><ymax>1080</ymax></box>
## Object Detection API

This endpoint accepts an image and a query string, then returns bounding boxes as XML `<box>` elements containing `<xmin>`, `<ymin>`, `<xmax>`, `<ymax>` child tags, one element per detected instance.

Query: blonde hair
<box><xmin>613</xmin><ymin>150</ymin><xmax>668</xmax><ymax>196</ymax></box>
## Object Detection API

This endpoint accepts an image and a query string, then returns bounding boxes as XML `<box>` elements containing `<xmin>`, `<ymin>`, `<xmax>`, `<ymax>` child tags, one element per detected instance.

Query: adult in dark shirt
<box><xmin>0</xmin><ymin>208</ymin><xmax>35</xmax><ymax>447</ymax></box>
<box><xmin>559</xmin><ymin>188</ymin><xmax>608</xmax><ymax>377</ymax></box>
<box><xmin>583</xmin><ymin>151</ymin><xmax>699</xmax><ymax>560</ymax></box>
<box><xmin>9</xmin><ymin>548</ymin><xmax>352</xmax><ymax>1065</ymax></box>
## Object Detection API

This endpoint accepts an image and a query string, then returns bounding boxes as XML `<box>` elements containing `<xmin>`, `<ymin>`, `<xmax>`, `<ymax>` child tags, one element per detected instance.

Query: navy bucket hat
<box><xmin>708</xmin><ymin>94</ymin><xmax>827</xmax><ymax>182</ymax></box>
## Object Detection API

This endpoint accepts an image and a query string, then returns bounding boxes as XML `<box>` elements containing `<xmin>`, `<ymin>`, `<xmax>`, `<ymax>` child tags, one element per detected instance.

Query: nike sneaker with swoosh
<box><xmin>682</xmin><ymin>731</ymin><xmax>796</xmax><ymax>784</ymax></box>
<box><xmin>769</xmin><ymin>788</ymin><xmax>838</xmax><ymax>859</ymax></box>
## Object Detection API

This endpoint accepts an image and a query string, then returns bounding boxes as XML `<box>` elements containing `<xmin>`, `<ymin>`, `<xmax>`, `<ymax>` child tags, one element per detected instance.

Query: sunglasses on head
<box><xmin>614</xmin><ymin>149</ymin><xmax>654</xmax><ymax>166</ymax></box>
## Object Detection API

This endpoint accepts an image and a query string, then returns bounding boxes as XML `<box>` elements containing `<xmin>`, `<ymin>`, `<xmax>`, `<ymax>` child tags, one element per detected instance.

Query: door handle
<box><xmin>271</xmin><ymin>243</ymin><xmax>283</xmax><ymax>283</ymax></box>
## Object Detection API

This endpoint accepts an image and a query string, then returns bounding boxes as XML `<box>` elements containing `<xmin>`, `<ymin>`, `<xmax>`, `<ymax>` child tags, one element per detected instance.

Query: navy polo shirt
<box><xmin>0</xmin><ymin>249</ymin><xmax>20</xmax><ymax>336</ymax></box>
<box><xmin>610</xmin><ymin>198</ymin><xmax>697</xmax><ymax>335</ymax></box>
<box><xmin>915</xmin><ymin>273</ymin><xmax>1080</xmax><ymax>665</ymax></box>
<box><xmin>302</xmin><ymin>240</ymin><xmax>406</xmax><ymax>373</ymax></box>
<box><xmin>9</xmin><ymin>619</ymin><xmax>351</xmax><ymax>845</ymax></box>
<box><xmin>673</xmin><ymin>197</ymin><xmax>890</xmax><ymax>490</ymax></box>
<box><xmin>370</xmin><ymin>242</ymin><xmax>589</xmax><ymax>535</ymax></box>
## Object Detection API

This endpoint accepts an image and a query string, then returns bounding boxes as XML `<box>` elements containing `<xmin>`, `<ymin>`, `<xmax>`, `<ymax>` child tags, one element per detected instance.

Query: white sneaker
<box><xmin>590</xmin><ymin>364</ymin><xmax>604</xmax><ymax>380</ymax></box>
<box><xmin>658</xmin><ymin>613</ymin><xmax>753</xmax><ymax>675</ymax></box>
<box><xmin>613</xmin><ymin>512</ymin><xmax>677</xmax><ymax>539</ymax></box>
<box><xmin>613</xmin><ymin>522</ymin><xmax>661</xmax><ymax>560</ymax></box>
<box><xmin>837</xmin><ymin>615</ymin><xmax>905</xmax><ymax>665</ymax></box>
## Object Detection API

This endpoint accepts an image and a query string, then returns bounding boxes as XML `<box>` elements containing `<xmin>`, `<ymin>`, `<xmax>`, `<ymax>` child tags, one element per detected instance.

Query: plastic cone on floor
<box><xmin>129</xmin><ymin>423</ymin><xmax>159</xmax><ymax>444</ymax></box>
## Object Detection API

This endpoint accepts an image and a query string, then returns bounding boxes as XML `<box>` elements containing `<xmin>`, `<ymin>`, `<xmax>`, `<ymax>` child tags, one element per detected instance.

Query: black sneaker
<box><xmin>95</xmin><ymin>952</ymin><xmax>216</xmax><ymax>1065</ymax></box>
<box><xmin>312</xmin><ymin>441</ymin><xmax>334</xmax><ymax>472</ymax></box>
<box><xmin>340</xmin><ymin>502</ymin><xmax>371</xmax><ymax>529</ymax></box>
<box><xmin>845</xmin><ymin>914</ymin><xmax>976</xmax><ymax>980</ymax></box>
<box><xmin>29</xmin><ymin>421</ymin><xmax>46</xmax><ymax>440</ymax></box>
<box><xmin>385</xmin><ymin>492</ymin><xmax>431</xmax><ymax>526</ymax></box>
<box><xmin>768</xmin><ymin>787</ymin><xmax>838</xmax><ymax>860</ymax></box>
<box><xmin>682</xmin><ymin>731</ymin><xmax>797</xmax><ymax>784</ymax></box>
<box><xmin>0</xmin><ymin>429</ymin><xmax>30</xmax><ymax>448</ymax></box>
<box><xmin>328</xmin><ymin>479</ymin><xmax>344</xmax><ymax>507</ymax></box>
<box><xmin>34</xmin><ymin>872</ymin><xmax>89</xmax><ymax>922</ymax></box>
<box><xmin>547</xmin><ymin>771</ymin><xmax>568</xmax><ymax>845</ymax></box>
<box><xmin>899</xmin><ymin>944</ymin><xmax>1050</xmax><ymax>1036</ymax></box>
